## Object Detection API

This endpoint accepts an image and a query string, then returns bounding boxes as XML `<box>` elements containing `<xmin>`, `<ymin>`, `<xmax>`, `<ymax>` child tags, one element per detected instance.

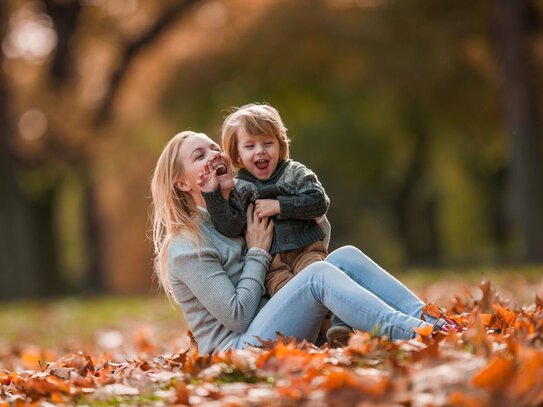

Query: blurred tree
<box><xmin>161</xmin><ymin>0</ymin><xmax>510</xmax><ymax>266</ymax></box>
<box><xmin>493</xmin><ymin>0</ymin><xmax>543</xmax><ymax>262</ymax></box>
<box><xmin>0</xmin><ymin>2</ymin><xmax>60</xmax><ymax>298</ymax></box>
<box><xmin>2</xmin><ymin>0</ymin><xmax>542</xmax><ymax>300</ymax></box>
<box><xmin>0</xmin><ymin>0</ymin><xmax>202</xmax><ymax>298</ymax></box>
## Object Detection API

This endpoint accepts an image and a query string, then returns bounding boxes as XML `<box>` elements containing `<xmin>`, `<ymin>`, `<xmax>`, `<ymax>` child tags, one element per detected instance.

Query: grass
<box><xmin>0</xmin><ymin>295</ymin><xmax>183</xmax><ymax>349</ymax></box>
<box><xmin>0</xmin><ymin>266</ymin><xmax>541</xmax><ymax>350</ymax></box>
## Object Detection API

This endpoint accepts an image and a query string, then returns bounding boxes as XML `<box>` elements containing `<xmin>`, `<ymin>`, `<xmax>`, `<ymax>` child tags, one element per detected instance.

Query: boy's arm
<box><xmin>274</xmin><ymin>163</ymin><xmax>330</xmax><ymax>220</ymax></box>
<box><xmin>316</xmin><ymin>215</ymin><xmax>331</xmax><ymax>249</ymax></box>
<box><xmin>202</xmin><ymin>188</ymin><xmax>246</xmax><ymax>237</ymax></box>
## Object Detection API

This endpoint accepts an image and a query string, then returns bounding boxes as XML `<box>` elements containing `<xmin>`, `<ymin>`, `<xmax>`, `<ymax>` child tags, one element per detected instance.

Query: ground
<box><xmin>1</xmin><ymin>267</ymin><xmax>542</xmax><ymax>406</ymax></box>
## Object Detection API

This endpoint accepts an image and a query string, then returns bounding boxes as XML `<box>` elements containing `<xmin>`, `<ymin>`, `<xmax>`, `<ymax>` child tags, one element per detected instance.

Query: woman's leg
<box><xmin>233</xmin><ymin>261</ymin><xmax>429</xmax><ymax>349</ymax></box>
<box><xmin>325</xmin><ymin>246</ymin><xmax>431</xmax><ymax>321</ymax></box>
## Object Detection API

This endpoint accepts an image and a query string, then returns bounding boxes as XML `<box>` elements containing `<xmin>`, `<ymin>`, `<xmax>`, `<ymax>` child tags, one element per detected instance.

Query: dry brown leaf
<box><xmin>505</xmin><ymin>346</ymin><xmax>543</xmax><ymax>398</ymax></box>
<box><xmin>2</xmin><ymin>279</ymin><xmax>543</xmax><ymax>406</ymax></box>
<box><xmin>448</xmin><ymin>391</ymin><xmax>488</xmax><ymax>407</ymax></box>
<box><xmin>471</xmin><ymin>355</ymin><xmax>515</xmax><ymax>390</ymax></box>
<box><xmin>422</xmin><ymin>303</ymin><xmax>445</xmax><ymax>319</ymax></box>
<box><xmin>414</xmin><ymin>324</ymin><xmax>433</xmax><ymax>337</ymax></box>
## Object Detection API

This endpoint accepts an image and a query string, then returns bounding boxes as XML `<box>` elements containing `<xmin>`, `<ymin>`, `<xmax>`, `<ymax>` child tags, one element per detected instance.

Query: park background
<box><xmin>1</xmin><ymin>0</ymin><xmax>543</xmax><ymax>301</ymax></box>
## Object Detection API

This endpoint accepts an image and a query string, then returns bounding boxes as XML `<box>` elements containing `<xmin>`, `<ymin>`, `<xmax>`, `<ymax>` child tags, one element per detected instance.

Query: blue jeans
<box><xmin>233</xmin><ymin>246</ymin><xmax>433</xmax><ymax>349</ymax></box>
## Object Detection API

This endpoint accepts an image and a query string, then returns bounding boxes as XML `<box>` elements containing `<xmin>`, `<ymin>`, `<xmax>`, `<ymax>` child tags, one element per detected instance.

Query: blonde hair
<box><xmin>150</xmin><ymin>130</ymin><xmax>203</xmax><ymax>302</ymax></box>
<box><xmin>222</xmin><ymin>103</ymin><xmax>290</xmax><ymax>170</ymax></box>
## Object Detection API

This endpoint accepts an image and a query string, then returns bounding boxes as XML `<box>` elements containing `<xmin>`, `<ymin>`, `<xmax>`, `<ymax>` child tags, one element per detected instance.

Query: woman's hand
<box><xmin>245</xmin><ymin>204</ymin><xmax>274</xmax><ymax>252</ymax></box>
<box><xmin>197</xmin><ymin>160</ymin><xmax>234</xmax><ymax>200</ymax></box>
<box><xmin>197</xmin><ymin>162</ymin><xmax>219</xmax><ymax>193</ymax></box>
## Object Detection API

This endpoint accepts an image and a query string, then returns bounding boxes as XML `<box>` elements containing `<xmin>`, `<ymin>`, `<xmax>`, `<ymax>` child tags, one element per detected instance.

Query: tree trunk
<box><xmin>391</xmin><ymin>106</ymin><xmax>440</xmax><ymax>266</ymax></box>
<box><xmin>494</xmin><ymin>0</ymin><xmax>543</xmax><ymax>262</ymax></box>
<box><xmin>0</xmin><ymin>5</ymin><xmax>62</xmax><ymax>299</ymax></box>
<box><xmin>82</xmin><ymin>173</ymin><xmax>105</xmax><ymax>293</ymax></box>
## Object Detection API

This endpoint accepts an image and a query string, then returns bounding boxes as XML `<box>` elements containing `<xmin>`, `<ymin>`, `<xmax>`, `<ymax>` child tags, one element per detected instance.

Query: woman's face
<box><xmin>176</xmin><ymin>133</ymin><xmax>230</xmax><ymax>203</ymax></box>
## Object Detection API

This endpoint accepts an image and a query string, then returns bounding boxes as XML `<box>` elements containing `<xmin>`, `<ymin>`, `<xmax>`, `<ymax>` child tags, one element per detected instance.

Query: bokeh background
<box><xmin>1</xmin><ymin>0</ymin><xmax>542</xmax><ymax>300</ymax></box>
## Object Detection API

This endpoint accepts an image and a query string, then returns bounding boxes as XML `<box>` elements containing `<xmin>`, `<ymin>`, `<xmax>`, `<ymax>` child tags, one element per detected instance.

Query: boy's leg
<box><xmin>291</xmin><ymin>240</ymin><xmax>328</xmax><ymax>275</ymax></box>
<box><xmin>265</xmin><ymin>254</ymin><xmax>294</xmax><ymax>297</ymax></box>
<box><xmin>234</xmin><ymin>261</ymin><xmax>430</xmax><ymax>350</ymax></box>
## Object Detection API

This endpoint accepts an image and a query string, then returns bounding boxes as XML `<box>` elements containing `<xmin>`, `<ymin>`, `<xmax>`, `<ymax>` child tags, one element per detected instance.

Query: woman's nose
<box><xmin>209</xmin><ymin>151</ymin><xmax>221</xmax><ymax>162</ymax></box>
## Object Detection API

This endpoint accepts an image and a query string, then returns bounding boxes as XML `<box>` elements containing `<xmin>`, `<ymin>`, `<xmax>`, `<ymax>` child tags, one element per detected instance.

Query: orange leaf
<box><xmin>412</xmin><ymin>338</ymin><xmax>440</xmax><ymax>362</ymax></box>
<box><xmin>346</xmin><ymin>332</ymin><xmax>371</xmax><ymax>354</ymax></box>
<box><xmin>472</xmin><ymin>355</ymin><xmax>515</xmax><ymax>390</ymax></box>
<box><xmin>493</xmin><ymin>304</ymin><xmax>516</xmax><ymax>327</ymax></box>
<box><xmin>20</xmin><ymin>346</ymin><xmax>43</xmax><ymax>370</ymax></box>
<box><xmin>449</xmin><ymin>391</ymin><xmax>488</xmax><ymax>407</ymax></box>
<box><xmin>51</xmin><ymin>392</ymin><xmax>65</xmax><ymax>403</ymax></box>
<box><xmin>506</xmin><ymin>347</ymin><xmax>543</xmax><ymax>398</ymax></box>
<box><xmin>414</xmin><ymin>324</ymin><xmax>433</xmax><ymax>337</ymax></box>
<box><xmin>355</xmin><ymin>368</ymin><xmax>389</xmax><ymax>397</ymax></box>
<box><xmin>320</xmin><ymin>370</ymin><xmax>359</xmax><ymax>391</ymax></box>
<box><xmin>479</xmin><ymin>313</ymin><xmax>492</xmax><ymax>327</ymax></box>
<box><xmin>175</xmin><ymin>384</ymin><xmax>190</xmax><ymax>405</ymax></box>
<box><xmin>422</xmin><ymin>303</ymin><xmax>445</xmax><ymax>319</ymax></box>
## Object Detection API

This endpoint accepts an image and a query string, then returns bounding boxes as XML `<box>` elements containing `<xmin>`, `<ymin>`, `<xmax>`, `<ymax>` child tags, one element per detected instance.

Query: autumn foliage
<box><xmin>1</xmin><ymin>279</ymin><xmax>543</xmax><ymax>406</ymax></box>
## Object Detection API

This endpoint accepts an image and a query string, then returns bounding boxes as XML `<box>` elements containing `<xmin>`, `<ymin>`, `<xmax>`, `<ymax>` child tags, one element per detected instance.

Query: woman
<box><xmin>151</xmin><ymin>131</ymin><xmax>450</xmax><ymax>355</ymax></box>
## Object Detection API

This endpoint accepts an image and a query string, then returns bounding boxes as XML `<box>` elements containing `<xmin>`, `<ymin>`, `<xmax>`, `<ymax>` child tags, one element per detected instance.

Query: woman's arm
<box><xmin>171</xmin><ymin>243</ymin><xmax>271</xmax><ymax>332</ymax></box>
<box><xmin>171</xmin><ymin>206</ymin><xmax>274</xmax><ymax>333</ymax></box>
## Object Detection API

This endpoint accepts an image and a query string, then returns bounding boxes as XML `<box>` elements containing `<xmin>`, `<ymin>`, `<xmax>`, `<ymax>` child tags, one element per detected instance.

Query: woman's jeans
<box><xmin>233</xmin><ymin>246</ymin><xmax>433</xmax><ymax>349</ymax></box>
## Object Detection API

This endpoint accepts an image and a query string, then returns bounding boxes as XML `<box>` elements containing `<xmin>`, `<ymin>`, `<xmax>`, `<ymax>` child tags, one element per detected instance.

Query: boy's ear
<box><xmin>175</xmin><ymin>179</ymin><xmax>191</xmax><ymax>192</ymax></box>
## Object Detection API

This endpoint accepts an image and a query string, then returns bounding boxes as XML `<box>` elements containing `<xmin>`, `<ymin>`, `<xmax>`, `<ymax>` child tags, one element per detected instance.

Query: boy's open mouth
<box><xmin>214</xmin><ymin>163</ymin><xmax>228</xmax><ymax>176</ymax></box>
<box><xmin>255</xmin><ymin>159</ymin><xmax>269</xmax><ymax>170</ymax></box>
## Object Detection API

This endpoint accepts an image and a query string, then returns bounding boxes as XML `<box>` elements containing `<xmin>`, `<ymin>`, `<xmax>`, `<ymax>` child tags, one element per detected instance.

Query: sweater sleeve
<box><xmin>277</xmin><ymin>163</ymin><xmax>330</xmax><ymax>220</ymax></box>
<box><xmin>202</xmin><ymin>188</ymin><xmax>246</xmax><ymax>237</ymax></box>
<box><xmin>170</xmin><ymin>239</ymin><xmax>270</xmax><ymax>333</ymax></box>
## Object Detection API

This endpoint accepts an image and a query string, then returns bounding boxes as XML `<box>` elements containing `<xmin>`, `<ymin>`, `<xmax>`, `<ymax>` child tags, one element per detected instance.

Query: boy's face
<box><xmin>237</xmin><ymin>129</ymin><xmax>280</xmax><ymax>180</ymax></box>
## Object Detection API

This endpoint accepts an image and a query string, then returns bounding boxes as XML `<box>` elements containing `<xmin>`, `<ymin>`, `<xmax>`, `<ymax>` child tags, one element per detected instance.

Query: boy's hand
<box><xmin>255</xmin><ymin>199</ymin><xmax>280</xmax><ymax>218</ymax></box>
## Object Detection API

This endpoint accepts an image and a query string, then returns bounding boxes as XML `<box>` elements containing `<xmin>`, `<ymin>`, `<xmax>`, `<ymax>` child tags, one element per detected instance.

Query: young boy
<box><xmin>202</xmin><ymin>103</ymin><xmax>352</xmax><ymax>346</ymax></box>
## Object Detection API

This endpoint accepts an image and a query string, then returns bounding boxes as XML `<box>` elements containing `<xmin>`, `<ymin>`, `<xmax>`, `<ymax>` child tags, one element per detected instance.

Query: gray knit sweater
<box><xmin>203</xmin><ymin>160</ymin><xmax>330</xmax><ymax>255</ymax></box>
<box><xmin>168</xmin><ymin>210</ymin><xmax>271</xmax><ymax>355</ymax></box>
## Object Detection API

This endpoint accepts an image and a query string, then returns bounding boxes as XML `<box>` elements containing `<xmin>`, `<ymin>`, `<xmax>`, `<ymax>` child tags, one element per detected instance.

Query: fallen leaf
<box><xmin>505</xmin><ymin>346</ymin><xmax>543</xmax><ymax>398</ymax></box>
<box><xmin>472</xmin><ymin>355</ymin><xmax>515</xmax><ymax>390</ymax></box>
<box><xmin>414</xmin><ymin>325</ymin><xmax>433</xmax><ymax>337</ymax></box>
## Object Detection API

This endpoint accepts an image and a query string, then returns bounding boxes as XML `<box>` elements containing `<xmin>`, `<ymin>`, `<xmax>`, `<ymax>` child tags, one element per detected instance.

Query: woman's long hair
<box><xmin>150</xmin><ymin>131</ymin><xmax>202</xmax><ymax>302</ymax></box>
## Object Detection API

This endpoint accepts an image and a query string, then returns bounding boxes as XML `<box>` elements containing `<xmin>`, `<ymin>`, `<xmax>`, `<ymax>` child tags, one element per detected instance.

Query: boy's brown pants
<box><xmin>265</xmin><ymin>240</ymin><xmax>328</xmax><ymax>297</ymax></box>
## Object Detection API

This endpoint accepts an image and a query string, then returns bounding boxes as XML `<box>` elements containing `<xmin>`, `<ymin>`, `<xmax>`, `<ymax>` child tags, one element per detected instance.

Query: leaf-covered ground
<box><xmin>1</xmin><ymin>277</ymin><xmax>543</xmax><ymax>406</ymax></box>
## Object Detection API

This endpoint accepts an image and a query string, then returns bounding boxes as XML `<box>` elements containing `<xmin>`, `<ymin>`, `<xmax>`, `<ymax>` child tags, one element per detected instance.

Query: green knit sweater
<box><xmin>168</xmin><ymin>210</ymin><xmax>271</xmax><ymax>354</ymax></box>
<box><xmin>203</xmin><ymin>159</ymin><xmax>330</xmax><ymax>255</ymax></box>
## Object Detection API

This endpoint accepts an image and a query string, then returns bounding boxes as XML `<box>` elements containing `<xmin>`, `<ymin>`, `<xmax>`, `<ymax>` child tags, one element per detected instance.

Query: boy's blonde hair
<box><xmin>222</xmin><ymin>103</ymin><xmax>290</xmax><ymax>170</ymax></box>
<box><xmin>150</xmin><ymin>131</ymin><xmax>202</xmax><ymax>302</ymax></box>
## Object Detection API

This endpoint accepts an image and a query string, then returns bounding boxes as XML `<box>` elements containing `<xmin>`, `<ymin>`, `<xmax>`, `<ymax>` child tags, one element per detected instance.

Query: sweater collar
<box><xmin>237</xmin><ymin>159</ymin><xmax>289</xmax><ymax>184</ymax></box>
